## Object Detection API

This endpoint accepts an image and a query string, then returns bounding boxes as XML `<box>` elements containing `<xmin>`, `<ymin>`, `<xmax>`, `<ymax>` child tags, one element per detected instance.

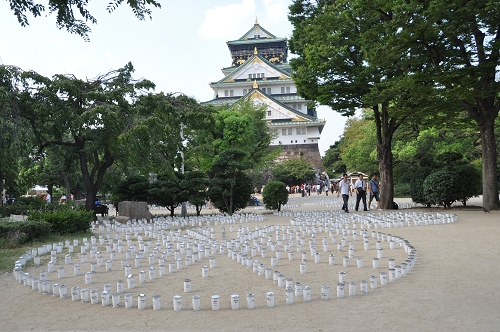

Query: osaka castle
<box><xmin>204</xmin><ymin>19</ymin><xmax>325</xmax><ymax>171</ymax></box>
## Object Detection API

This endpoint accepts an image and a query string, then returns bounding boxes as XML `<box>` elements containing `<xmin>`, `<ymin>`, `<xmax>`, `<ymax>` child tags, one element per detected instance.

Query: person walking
<box><xmin>354</xmin><ymin>174</ymin><xmax>368</xmax><ymax>211</ymax></box>
<box><xmin>368</xmin><ymin>174</ymin><xmax>381</xmax><ymax>210</ymax></box>
<box><xmin>337</xmin><ymin>173</ymin><xmax>352</xmax><ymax>213</ymax></box>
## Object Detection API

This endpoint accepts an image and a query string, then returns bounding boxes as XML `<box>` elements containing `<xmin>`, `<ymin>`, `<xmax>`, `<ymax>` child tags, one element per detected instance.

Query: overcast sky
<box><xmin>0</xmin><ymin>0</ymin><xmax>347</xmax><ymax>155</ymax></box>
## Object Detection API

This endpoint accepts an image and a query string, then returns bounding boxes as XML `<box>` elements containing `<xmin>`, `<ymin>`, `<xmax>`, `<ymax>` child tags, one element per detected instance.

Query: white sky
<box><xmin>0</xmin><ymin>0</ymin><xmax>347</xmax><ymax>156</ymax></box>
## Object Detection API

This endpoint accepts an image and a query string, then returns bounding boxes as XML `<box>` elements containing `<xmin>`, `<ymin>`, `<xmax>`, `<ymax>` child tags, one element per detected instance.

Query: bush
<box><xmin>423</xmin><ymin>169</ymin><xmax>461</xmax><ymax>208</ymax></box>
<box><xmin>409</xmin><ymin>167</ymin><xmax>434</xmax><ymax>207</ymax></box>
<box><xmin>455</xmin><ymin>165</ymin><xmax>482</xmax><ymax>206</ymax></box>
<box><xmin>28</xmin><ymin>207</ymin><xmax>92</xmax><ymax>234</ymax></box>
<box><xmin>0</xmin><ymin>221</ymin><xmax>52</xmax><ymax>248</ymax></box>
<box><xmin>394</xmin><ymin>183</ymin><xmax>411</xmax><ymax>197</ymax></box>
<box><xmin>262</xmin><ymin>181</ymin><xmax>289</xmax><ymax>212</ymax></box>
<box><xmin>0</xmin><ymin>196</ymin><xmax>49</xmax><ymax>218</ymax></box>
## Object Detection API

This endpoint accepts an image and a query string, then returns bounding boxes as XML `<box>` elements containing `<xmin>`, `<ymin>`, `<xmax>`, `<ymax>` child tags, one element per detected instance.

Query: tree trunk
<box><xmin>78</xmin><ymin>142</ymin><xmax>114</xmax><ymax>212</ymax></box>
<box><xmin>478</xmin><ymin>120</ymin><xmax>500</xmax><ymax>210</ymax></box>
<box><xmin>378</xmin><ymin>142</ymin><xmax>394</xmax><ymax>210</ymax></box>
<box><xmin>0</xmin><ymin>170</ymin><xmax>4</xmax><ymax>207</ymax></box>
<box><xmin>373</xmin><ymin>103</ymin><xmax>399</xmax><ymax>210</ymax></box>
<box><xmin>59</xmin><ymin>170</ymin><xmax>71</xmax><ymax>202</ymax></box>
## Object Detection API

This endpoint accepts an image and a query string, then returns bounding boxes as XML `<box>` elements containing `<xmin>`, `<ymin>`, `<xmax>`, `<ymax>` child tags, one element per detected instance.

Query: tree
<box><xmin>195</xmin><ymin>98</ymin><xmax>278</xmax><ymax>174</ymax></box>
<box><xmin>185</xmin><ymin>170</ymin><xmax>209</xmax><ymax>216</ymax></box>
<box><xmin>111</xmin><ymin>174</ymin><xmax>150</xmax><ymax>207</ymax></box>
<box><xmin>124</xmin><ymin>92</ymin><xmax>214</xmax><ymax>174</ymax></box>
<box><xmin>363</xmin><ymin>0</ymin><xmax>500</xmax><ymax>210</ymax></box>
<box><xmin>0</xmin><ymin>65</ymin><xmax>33</xmax><ymax>205</ymax></box>
<box><xmin>272</xmin><ymin>157</ymin><xmax>316</xmax><ymax>185</ymax></box>
<box><xmin>19</xmin><ymin>62</ymin><xmax>155</xmax><ymax>211</ymax></box>
<box><xmin>8</xmin><ymin>0</ymin><xmax>161</xmax><ymax>41</ymax></box>
<box><xmin>322</xmin><ymin>138</ymin><xmax>347</xmax><ymax>178</ymax></box>
<box><xmin>262</xmin><ymin>181</ymin><xmax>289</xmax><ymax>212</ymax></box>
<box><xmin>288</xmin><ymin>0</ymin><xmax>420</xmax><ymax>209</ymax></box>
<box><xmin>208</xmin><ymin>149</ymin><xmax>253</xmax><ymax>215</ymax></box>
<box><xmin>149</xmin><ymin>172</ymin><xmax>188</xmax><ymax>217</ymax></box>
<box><xmin>338</xmin><ymin>116</ymin><xmax>378</xmax><ymax>175</ymax></box>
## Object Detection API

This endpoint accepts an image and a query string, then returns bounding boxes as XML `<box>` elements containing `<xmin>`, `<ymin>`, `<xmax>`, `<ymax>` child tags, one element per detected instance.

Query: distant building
<box><xmin>203</xmin><ymin>19</ymin><xmax>325</xmax><ymax>171</ymax></box>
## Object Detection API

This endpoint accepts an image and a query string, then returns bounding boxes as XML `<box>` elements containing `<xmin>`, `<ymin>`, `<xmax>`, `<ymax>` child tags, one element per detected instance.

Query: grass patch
<box><xmin>0</xmin><ymin>231</ymin><xmax>95</xmax><ymax>273</ymax></box>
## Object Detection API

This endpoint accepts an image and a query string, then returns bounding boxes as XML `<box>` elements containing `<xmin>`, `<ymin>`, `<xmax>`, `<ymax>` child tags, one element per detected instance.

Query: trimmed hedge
<box><xmin>0</xmin><ymin>221</ymin><xmax>52</xmax><ymax>247</ymax></box>
<box><xmin>28</xmin><ymin>208</ymin><xmax>93</xmax><ymax>234</ymax></box>
<box><xmin>0</xmin><ymin>196</ymin><xmax>48</xmax><ymax>217</ymax></box>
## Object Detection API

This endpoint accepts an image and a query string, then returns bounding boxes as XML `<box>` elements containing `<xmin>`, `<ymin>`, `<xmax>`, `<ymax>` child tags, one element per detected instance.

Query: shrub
<box><xmin>28</xmin><ymin>207</ymin><xmax>92</xmax><ymax>234</ymax></box>
<box><xmin>409</xmin><ymin>167</ymin><xmax>434</xmax><ymax>207</ymax></box>
<box><xmin>394</xmin><ymin>183</ymin><xmax>411</xmax><ymax>197</ymax></box>
<box><xmin>0</xmin><ymin>221</ymin><xmax>52</xmax><ymax>248</ymax></box>
<box><xmin>262</xmin><ymin>181</ymin><xmax>289</xmax><ymax>212</ymax></box>
<box><xmin>0</xmin><ymin>196</ymin><xmax>50</xmax><ymax>218</ymax></box>
<box><xmin>455</xmin><ymin>165</ymin><xmax>482</xmax><ymax>206</ymax></box>
<box><xmin>423</xmin><ymin>169</ymin><xmax>461</xmax><ymax>208</ymax></box>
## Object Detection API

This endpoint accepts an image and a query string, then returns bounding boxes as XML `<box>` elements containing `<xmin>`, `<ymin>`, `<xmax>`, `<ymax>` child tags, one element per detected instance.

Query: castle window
<box><xmin>286</xmin><ymin>87</ymin><xmax>290</xmax><ymax>93</ymax></box>
<box><xmin>224</xmin><ymin>90</ymin><xmax>229</xmax><ymax>97</ymax></box>
<box><xmin>243</xmin><ymin>89</ymin><xmax>247</xmax><ymax>94</ymax></box>
<box><xmin>229</xmin><ymin>90</ymin><xmax>234</xmax><ymax>97</ymax></box>
<box><xmin>267</xmin><ymin>110</ymin><xmax>271</xmax><ymax>117</ymax></box>
<box><xmin>261</xmin><ymin>73</ymin><xmax>265</xmax><ymax>78</ymax></box>
<box><xmin>282</xmin><ymin>128</ymin><xmax>287</xmax><ymax>135</ymax></box>
<box><xmin>297</xmin><ymin>104</ymin><xmax>302</xmax><ymax>110</ymax></box>
<box><xmin>248</xmin><ymin>74</ymin><xmax>252</xmax><ymax>79</ymax></box>
<box><xmin>288</xmin><ymin>128</ymin><xmax>292</xmax><ymax>135</ymax></box>
<box><xmin>281</xmin><ymin>87</ymin><xmax>285</xmax><ymax>94</ymax></box>
<box><xmin>296</xmin><ymin>127</ymin><xmax>306</xmax><ymax>135</ymax></box>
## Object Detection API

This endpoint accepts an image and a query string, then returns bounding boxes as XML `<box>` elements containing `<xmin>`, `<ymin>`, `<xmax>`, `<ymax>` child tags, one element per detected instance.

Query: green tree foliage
<box><xmin>184</xmin><ymin>171</ymin><xmax>208</xmax><ymax>216</ymax></box>
<box><xmin>208</xmin><ymin>149</ymin><xmax>253</xmax><ymax>215</ymax></box>
<box><xmin>288</xmin><ymin>0</ymin><xmax>421</xmax><ymax>209</ymax></box>
<box><xmin>149</xmin><ymin>172</ymin><xmax>188</xmax><ymax>217</ymax></box>
<box><xmin>196</xmin><ymin>99</ymin><xmax>278</xmax><ymax>174</ymax></box>
<box><xmin>111</xmin><ymin>174</ymin><xmax>150</xmax><ymax>206</ymax></box>
<box><xmin>339</xmin><ymin>116</ymin><xmax>378</xmax><ymax>175</ymax></box>
<box><xmin>8</xmin><ymin>0</ymin><xmax>161</xmax><ymax>41</ymax></box>
<box><xmin>322</xmin><ymin>138</ymin><xmax>347</xmax><ymax>178</ymax></box>
<box><xmin>0</xmin><ymin>65</ymin><xmax>33</xmax><ymax>205</ymax></box>
<box><xmin>18</xmin><ymin>62</ymin><xmax>155</xmax><ymax>211</ymax></box>
<box><xmin>356</xmin><ymin>0</ymin><xmax>500</xmax><ymax>210</ymax></box>
<box><xmin>272</xmin><ymin>157</ymin><xmax>316</xmax><ymax>185</ymax></box>
<box><xmin>127</xmin><ymin>92</ymin><xmax>214</xmax><ymax>174</ymax></box>
<box><xmin>262</xmin><ymin>181</ymin><xmax>288</xmax><ymax>212</ymax></box>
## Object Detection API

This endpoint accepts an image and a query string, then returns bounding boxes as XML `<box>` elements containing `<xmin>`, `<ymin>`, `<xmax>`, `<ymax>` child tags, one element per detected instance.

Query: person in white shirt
<box><xmin>354</xmin><ymin>174</ymin><xmax>368</xmax><ymax>211</ymax></box>
<box><xmin>45</xmin><ymin>191</ymin><xmax>51</xmax><ymax>203</ymax></box>
<box><xmin>337</xmin><ymin>173</ymin><xmax>352</xmax><ymax>213</ymax></box>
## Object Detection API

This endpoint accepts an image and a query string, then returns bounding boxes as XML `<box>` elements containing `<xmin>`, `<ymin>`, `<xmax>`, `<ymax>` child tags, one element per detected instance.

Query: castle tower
<box><xmin>204</xmin><ymin>20</ymin><xmax>325</xmax><ymax>171</ymax></box>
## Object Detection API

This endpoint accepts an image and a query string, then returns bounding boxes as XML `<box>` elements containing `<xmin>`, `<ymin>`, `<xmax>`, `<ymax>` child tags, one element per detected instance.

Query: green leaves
<box><xmin>9</xmin><ymin>0</ymin><xmax>161</xmax><ymax>41</ymax></box>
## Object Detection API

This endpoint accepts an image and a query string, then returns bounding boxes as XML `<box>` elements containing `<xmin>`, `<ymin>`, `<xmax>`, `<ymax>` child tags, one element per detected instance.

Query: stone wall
<box><xmin>275</xmin><ymin>144</ymin><xmax>324</xmax><ymax>172</ymax></box>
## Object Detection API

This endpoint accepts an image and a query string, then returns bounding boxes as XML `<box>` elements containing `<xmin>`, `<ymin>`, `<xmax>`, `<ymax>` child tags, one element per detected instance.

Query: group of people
<box><xmin>337</xmin><ymin>173</ymin><xmax>380</xmax><ymax>213</ymax></box>
<box><xmin>285</xmin><ymin>182</ymin><xmax>330</xmax><ymax>197</ymax></box>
